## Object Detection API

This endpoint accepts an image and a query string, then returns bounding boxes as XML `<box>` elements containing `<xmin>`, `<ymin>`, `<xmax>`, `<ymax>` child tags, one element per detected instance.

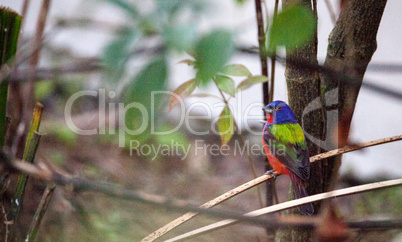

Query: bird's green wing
<box><xmin>263</xmin><ymin>123</ymin><xmax>310</xmax><ymax>180</ymax></box>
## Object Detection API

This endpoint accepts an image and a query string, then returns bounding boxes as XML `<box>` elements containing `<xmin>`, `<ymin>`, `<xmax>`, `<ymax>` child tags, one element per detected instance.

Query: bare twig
<box><xmin>143</xmin><ymin>134</ymin><xmax>402</xmax><ymax>241</ymax></box>
<box><xmin>165</xmin><ymin>178</ymin><xmax>402</xmax><ymax>241</ymax></box>
<box><xmin>10</xmin><ymin>58</ymin><xmax>103</xmax><ymax>82</ymax></box>
<box><xmin>25</xmin><ymin>184</ymin><xmax>56</xmax><ymax>242</ymax></box>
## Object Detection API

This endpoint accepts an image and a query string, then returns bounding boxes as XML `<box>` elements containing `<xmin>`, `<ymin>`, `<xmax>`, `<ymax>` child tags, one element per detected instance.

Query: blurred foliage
<box><xmin>123</xmin><ymin>57</ymin><xmax>167</xmax><ymax>144</ymax></box>
<box><xmin>354</xmin><ymin>187</ymin><xmax>402</xmax><ymax>215</ymax></box>
<box><xmin>170</xmin><ymin>60</ymin><xmax>267</xmax><ymax>145</ymax></box>
<box><xmin>48</xmin><ymin>151</ymin><xmax>65</xmax><ymax>166</ymax></box>
<box><xmin>194</xmin><ymin>30</ymin><xmax>234</xmax><ymax>84</ymax></box>
<box><xmin>101</xmin><ymin>0</ymin><xmax>237</xmax><ymax>154</ymax></box>
<box><xmin>0</xmin><ymin>7</ymin><xmax>22</xmax><ymax>147</ymax></box>
<box><xmin>267</xmin><ymin>4</ymin><xmax>316</xmax><ymax>53</ymax></box>
<box><xmin>169</xmin><ymin>78</ymin><xmax>198</xmax><ymax>111</ymax></box>
<box><xmin>35</xmin><ymin>81</ymin><xmax>56</xmax><ymax>100</ymax></box>
<box><xmin>101</xmin><ymin>0</ymin><xmax>317</xmax><ymax>154</ymax></box>
<box><xmin>47</xmin><ymin>125</ymin><xmax>79</xmax><ymax>147</ymax></box>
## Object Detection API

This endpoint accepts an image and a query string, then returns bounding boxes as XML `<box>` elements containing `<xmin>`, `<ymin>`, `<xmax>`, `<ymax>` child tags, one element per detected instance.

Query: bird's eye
<box><xmin>277</xmin><ymin>106</ymin><xmax>282</xmax><ymax>111</ymax></box>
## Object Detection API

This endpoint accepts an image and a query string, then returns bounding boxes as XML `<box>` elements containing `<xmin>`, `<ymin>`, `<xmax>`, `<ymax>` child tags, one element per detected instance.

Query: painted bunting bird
<box><xmin>262</xmin><ymin>100</ymin><xmax>314</xmax><ymax>215</ymax></box>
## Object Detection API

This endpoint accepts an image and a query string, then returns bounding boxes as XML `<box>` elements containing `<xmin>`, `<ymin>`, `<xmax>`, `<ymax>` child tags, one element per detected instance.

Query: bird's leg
<box><xmin>264</xmin><ymin>169</ymin><xmax>277</xmax><ymax>180</ymax></box>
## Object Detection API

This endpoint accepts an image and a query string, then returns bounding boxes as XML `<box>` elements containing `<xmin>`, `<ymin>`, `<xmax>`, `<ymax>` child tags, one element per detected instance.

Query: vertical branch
<box><xmin>254</xmin><ymin>0</ymin><xmax>269</xmax><ymax>82</ymax></box>
<box><xmin>26</xmin><ymin>0</ymin><xmax>51</xmax><ymax>116</ymax></box>
<box><xmin>6</xmin><ymin>103</ymin><xmax>43</xmax><ymax>242</ymax></box>
<box><xmin>6</xmin><ymin>0</ymin><xmax>33</xmax><ymax>150</ymax></box>
<box><xmin>254</xmin><ymin>0</ymin><xmax>274</xmax><ymax>237</ymax></box>
<box><xmin>269</xmin><ymin>0</ymin><xmax>280</xmax><ymax>104</ymax></box>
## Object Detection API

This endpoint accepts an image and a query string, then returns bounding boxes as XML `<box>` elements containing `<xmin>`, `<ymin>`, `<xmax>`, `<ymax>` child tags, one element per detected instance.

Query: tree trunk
<box><xmin>321</xmin><ymin>0</ymin><xmax>387</xmax><ymax>190</ymax></box>
<box><xmin>277</xmin><ymin>0</ymin><xmax>387</xmax><ymax>241</ymax></box>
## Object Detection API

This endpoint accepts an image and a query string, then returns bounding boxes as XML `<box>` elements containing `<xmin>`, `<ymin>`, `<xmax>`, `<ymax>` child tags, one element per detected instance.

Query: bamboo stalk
<box><xmin>6</xmin><ymin>103</ymin><xmax>43</xmax><ymax>242</ymax></box>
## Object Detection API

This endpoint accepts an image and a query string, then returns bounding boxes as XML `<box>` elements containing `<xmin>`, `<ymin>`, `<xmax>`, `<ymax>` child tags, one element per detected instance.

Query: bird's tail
<box><xmin>288</xmin><ymin>171</ymin><xmax>314</xmax><ymax>215</ymax></box>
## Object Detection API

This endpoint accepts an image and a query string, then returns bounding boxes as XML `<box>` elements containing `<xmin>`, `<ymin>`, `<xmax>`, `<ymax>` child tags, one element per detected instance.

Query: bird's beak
<box><xmin>262</xmin><ymin>107</ymin><xmax>273</xmax><ymax>113</ymax></box>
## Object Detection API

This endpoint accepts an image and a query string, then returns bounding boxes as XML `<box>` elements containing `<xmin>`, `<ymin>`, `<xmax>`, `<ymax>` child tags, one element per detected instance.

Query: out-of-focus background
<box><xmin>1</xmin><ymin>0</ymin><xmax>401</xmax><ymax>241</ymax></box>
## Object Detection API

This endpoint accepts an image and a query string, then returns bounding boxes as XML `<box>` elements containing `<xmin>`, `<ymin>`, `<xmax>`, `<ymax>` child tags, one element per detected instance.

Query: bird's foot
<box><xmin>264</xmin><ymin>169</ymin><xmax>277</xmax><ymax>180</ymax></box>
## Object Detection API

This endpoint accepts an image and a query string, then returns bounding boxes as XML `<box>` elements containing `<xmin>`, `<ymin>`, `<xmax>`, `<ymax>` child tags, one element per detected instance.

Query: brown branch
<box><xmin>142</xmin><ymin>134</ymin><xmax>402</xmax><ymax>241</ymax></box>
<box><xmin>25</xmin><ymin>184</ymin><xmax>55</xmax><ymax>242</ymax></box>
<box><xmin>9</xmin><ymin>58</ymin><xmax>103</xmax><ymax>82</ymax></box>
<box><xmin>26</xmin><ymin>0</ymin><xmax>52</xmax><ymax>113</ymax></box>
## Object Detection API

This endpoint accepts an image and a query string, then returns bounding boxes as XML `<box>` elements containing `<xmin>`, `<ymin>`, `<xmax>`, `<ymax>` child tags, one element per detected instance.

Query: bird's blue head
<box><xmin>262</xmin><ymin>100</ymin><xmax>297</xmax><ymax>125</ymax></box>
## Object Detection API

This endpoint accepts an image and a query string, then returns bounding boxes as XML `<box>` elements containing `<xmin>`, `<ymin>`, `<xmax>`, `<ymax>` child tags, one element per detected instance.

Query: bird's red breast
<box><xmin>262</xmin><ymin>136</ymin><xmax>289</xmax><ymax>176</ymax></box>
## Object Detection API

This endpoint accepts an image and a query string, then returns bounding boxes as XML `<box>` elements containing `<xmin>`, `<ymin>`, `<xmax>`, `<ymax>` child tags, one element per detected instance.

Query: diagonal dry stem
<box><xmin>142</xmin><ymin>134</ymin><xmax>402</xmax><ymax>241</ymax></box>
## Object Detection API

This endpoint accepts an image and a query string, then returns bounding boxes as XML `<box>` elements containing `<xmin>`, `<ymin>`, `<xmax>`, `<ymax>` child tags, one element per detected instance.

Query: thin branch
<box><xmin>10</xmin><ymin>58</ymin><xmax>103</xmax><ymax>82</ymax></box>
<box><xmin>165</xmin><ymin>178</ymin><xmax>402</xmax><ymax>241</ymax></box>
<box><xmin>143</xmin><ymin>134</ymin><xmax>402</xmax><ymax>241</ymax></box>
<box><xmin>310</xmin><ymin>135</ymin><xmax>402</xmax><ymax>162</ymax></box>
<box><xmin>254</xmin><ymin>0</ymin><xmax>269</xmax><ymax>104</ymax></box>
<box><xmin>25</xmin><ymin>184</ymin><xmax>56</xmax><ymax>242</ymax></box>
<box><xmin>269</xmin><ymin>0</ymin><xmax>279</xmax><ymax>104</ymax></box>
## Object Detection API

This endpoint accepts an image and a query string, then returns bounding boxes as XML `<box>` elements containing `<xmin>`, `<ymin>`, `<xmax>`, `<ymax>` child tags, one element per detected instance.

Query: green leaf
<box><xmin>236</xmin><ymin>75</ymin><xmax>268</xmax><ymax>92</ymax></box>
<box><xmin>267</xmin><ymin>4</ymin><xmax>316</xmax><ymax>52</ymax></box>
<box><xmin>169</xmin><ymin>78</ymin><xmax>198</xmax><ymax>111</ymax></box>
<box><xmin>178</xmin><ymin>59</ymin><xmax>195</xmax><ymax>66</ymax></box>
<box><xmin>215</xmin><ymin>75</ymin><xmax>235</xmax><ymax>97</ymax></box>
<box><xmin>189</xmin><ymin>93</ymin><xmax>222</xmax><ymax>100</ymax></box>
<box><xmin>195</xmin><ymin>30</ymin><xmax>234</xmax><ymax>84</ymax></box>
<box><xmin>218</xmin><ymin>106</ymin><xmax>234</xmax><ymax>145</ymax></box>
<box><xmin>220</xmin><ymin>64</ymin><xmax>251</xmax><ymax>77</ymax></box>
<box><xmin>124</xmin><ymin>57</ymin><xmax>167</xmax><ymax>142</ymax></box>
<box><xmin>102</xmin><ymin>28</ymin><xmax>138</xmax><ymax>83</ymax></box>
<box><xmin>154</xmin><ymin>124</ymin><xmax>189</xmax><ymax>148</ymax></box>
<box><xmin>0</xmin><ymin>8</ymin><xmax>22</xmax><ymax>147</ymax></box>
